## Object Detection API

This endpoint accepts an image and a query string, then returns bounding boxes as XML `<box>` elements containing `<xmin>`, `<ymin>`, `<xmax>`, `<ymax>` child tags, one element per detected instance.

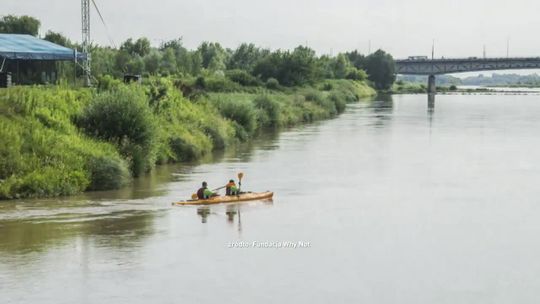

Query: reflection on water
<box><xmin>428</xmin><ymin>93</ymin><xmax>435</xmax><ymax>114</ymax></box>
<box><xmin>428</xmin><ymin>93</ymin><xmax>436</xmax><ymax>131</ymax></box>
<box><xmin>197</xmin><ymin>207</ymin><xmax>211</xmax><ymax>223</ymax></box>
<box><xmin>225</xmin><ymin>205</ymin><xmax>237</xmax><ymax>222</ymax></box>
<box><xmin>368</xmin><ymin>93</ymin><xmax>394</xmax><ymax>127</ymax></box>
<box><xmin>0</xmin><ymin>209</ymin><xmax>160</xmax><ymax>254</ymax></box>
<box><xmin>196</xmin><ymin>199</ymin><xmax>274</xmax><ymax>225</ymax></box>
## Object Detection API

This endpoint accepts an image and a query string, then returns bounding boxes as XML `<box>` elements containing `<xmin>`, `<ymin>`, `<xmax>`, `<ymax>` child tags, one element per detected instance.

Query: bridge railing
<box><xmin>396</xmin><ymin>57</ymin><xmax>540</xmax><ymax>63</ymax></box>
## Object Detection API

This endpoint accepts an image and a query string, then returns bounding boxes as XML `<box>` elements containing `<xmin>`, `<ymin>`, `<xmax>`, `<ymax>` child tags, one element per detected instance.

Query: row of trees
<box><xmin>1</xmin><ymin>15</ymin><xmax>396</xmax><ymax>89</ymax></box>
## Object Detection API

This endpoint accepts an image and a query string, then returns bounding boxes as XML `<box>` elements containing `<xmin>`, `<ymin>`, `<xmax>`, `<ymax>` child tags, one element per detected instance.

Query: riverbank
<box><xmin>391</xmin><ymin>82</ymin><xmax>540</xmax><ymax>94</ymax></box>
<box><xmin>391</xmin><ymin>82</ymin><xmax>467</xmax><ymax>94</ymax></box>
<box><xmin>0</xmin><ymin>78</ymin><xmax>375</xmax><ymax>199</ymax></box>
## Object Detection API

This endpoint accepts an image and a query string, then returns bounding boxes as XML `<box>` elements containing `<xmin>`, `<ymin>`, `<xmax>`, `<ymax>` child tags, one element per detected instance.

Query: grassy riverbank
<box><xmin>0</xmin><ymin>78</ymin><xmax>374</xmax><ymax>199</ymax></box>
<box><xmin>391</xmin><ymin>81</ymin><xmax>496</xmax><ymax>94</ymax></box>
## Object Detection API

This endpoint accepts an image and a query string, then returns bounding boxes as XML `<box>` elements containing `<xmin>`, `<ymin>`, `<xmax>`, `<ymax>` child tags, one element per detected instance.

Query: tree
<box><xmin>120</xmin><ymin>39</ymin><xmax>135</xmax><ymax>53</ymax></box>
<box><xmin>132</xmin><ymin>38</ymin><xmax>151</xmax><ymax>57</ymax></box>
<box><xmin>160</xmin><ymin>38</ymin><xmax>184</xmax><ymax>52</ymax></box>
<box><xmin>198</xmin><ymin>42</ymin><xmax>228</xmax><ymax>71</ymax></box>
<box><xmin>0</xmin><ymin>15</ymin><xmax>40</xmax><ymax>36</ymax></box>
<box><xmin>331</xmin><ymin>54</ymin><xmax>352</xmax><ymax>79</ymax></box>
<box><xmin>363</xmin><ymin>50</ymin><xmax>396</xmax><ymax>90</ymax></box>
<box><xmin>228</xmin><ymin>43</ymin><xmax>268</xmax><ymax>71</ymax></box>
<box><xmin>160</xmin><ymin>38</ymin><xmax>195</xmax><ymax>75</ymax></box>
<box><xmin>91</xmin><ymin>46</ymin><xmax>118</xmax><ymax>77</ymax></box>
<box><xmin>345</xmin><ymin>50</ymin><xmax>366</xmax><ymax>70</ymax></box>
<box><xmin>120</xmin><ymin>38</ymin><xmax>151</xmax><ymax>57</ymax></box>
<box><xmin>44</xmin><ymin>31</ymin><xmax>71</xmax><ymax>47</ymax></box>
<box><xmin>252</xmin><ymin>46</ymin><xmax>319</xmax><ymax>86</ymax></box>
<box><xmin>144</xmin><ymin>50</ymin><xmax>162</xmax><ymax>75</ymax></box>
<box><xmin>125</xmin><ymin>55</ymin><xmax>145</xmax><ymax>74</ymax></box>
<box><xmin>160</xmin><ymin>48</ymin><xmax>177</xmax><ymax>75</ymax></box>
<box><xmin>346</xmin><ymin>68</ymin><xmax>368</xmax><ymax>81</ymax></box>
<box><xmin>176</xmin><ymin>50</ymin><xmax>193</xmax><ymax>75</ymax></box>
<box><xmin>114</xmin><ymin>50</ymin><xmax>132</xmax><ymax>73</ymax></box>
<box><xmin>190</xmin><ymin>51</ymin><xmax>203</xmax><ymax>75</ymax></box>
<box><xmin>252</xmin><ymin>51</ymin><xmax>283</xmax><ymax>83</ymax></box>
<box><xmin>281</xmin><ymin>46</ymin><xmax>319</xmax><ymax>86</ymax></box>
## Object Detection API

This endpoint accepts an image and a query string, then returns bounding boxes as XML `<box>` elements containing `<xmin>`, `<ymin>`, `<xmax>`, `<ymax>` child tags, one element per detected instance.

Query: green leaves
<box><xmin>0</xmin><ymin>15</ymin><xmax>40</xmax><ymax>36</ymax></box>
<box><xmin>78</xmin><ymin>86</ymin><xmax>157</xmax><ymax>176</ymax></box>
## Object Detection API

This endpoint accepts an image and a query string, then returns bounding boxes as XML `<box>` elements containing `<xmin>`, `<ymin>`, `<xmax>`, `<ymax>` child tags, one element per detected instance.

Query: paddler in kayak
<box><xmin>225</xmin><ymin>179</ymin><xmax>239</xmax><ymax>196</ymax></box>
<box><xmin>197</xmin><ymin>182</ymin><xmax>218</xmax><ymax>199</ymax></box>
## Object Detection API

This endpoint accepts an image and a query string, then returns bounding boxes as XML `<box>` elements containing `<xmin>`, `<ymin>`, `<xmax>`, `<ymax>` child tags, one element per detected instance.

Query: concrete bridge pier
<box><xmin>428</xmin><ymin>75</ymin><xmax>436</xmax><ymax>93</ymax></box>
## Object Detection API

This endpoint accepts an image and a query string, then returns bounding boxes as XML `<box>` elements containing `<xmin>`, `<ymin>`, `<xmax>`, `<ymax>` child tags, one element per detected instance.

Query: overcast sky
<box><xmin>3</xmin><ymin>0</ymin><xmax>540</xmax><ymax>59</ymax></box>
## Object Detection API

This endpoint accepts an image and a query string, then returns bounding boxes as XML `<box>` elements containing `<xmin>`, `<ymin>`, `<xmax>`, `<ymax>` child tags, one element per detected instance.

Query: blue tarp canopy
<box><xmin>0</xmin><ymin>34</ymin><xmax>85</xmax><ymax>61</ymax></box>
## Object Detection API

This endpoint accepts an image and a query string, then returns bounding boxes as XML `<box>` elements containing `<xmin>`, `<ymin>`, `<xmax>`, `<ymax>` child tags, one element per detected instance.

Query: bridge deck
<box><xmin>395</xmin><ymin>57</ymin><xmax>540</xmax><ymax>75</ymax></box>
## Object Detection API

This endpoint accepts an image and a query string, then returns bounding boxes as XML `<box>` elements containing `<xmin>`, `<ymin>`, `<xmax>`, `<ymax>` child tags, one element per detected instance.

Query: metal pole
<box><xmin>0</xmin><ymin>57</ymin><xmax>6</xmax><ymax>73</ymax></box>
<box><xmin>431</xmin><ymin>39</ymin><xmax>435</xmax><ymax>60</ymax></box>
<box><xmin>506</xmin><ymin>37</ymin><xmax>510</xmax><ymax>58</ymax></box>
<box><xmin>82</xmin><ymin>0</ymin><xmax>91</xmax><ymax>86</ymax></box>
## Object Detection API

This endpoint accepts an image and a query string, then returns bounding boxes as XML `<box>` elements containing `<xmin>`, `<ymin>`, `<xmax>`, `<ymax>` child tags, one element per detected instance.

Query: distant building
<box><xmin>0</xmin><ymin>34</ymin><xmax>85</xmax><ymax>87</ymax></box>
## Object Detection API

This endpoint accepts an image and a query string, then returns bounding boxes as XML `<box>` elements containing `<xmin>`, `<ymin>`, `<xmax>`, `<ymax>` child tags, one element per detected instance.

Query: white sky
<box><xmin>3</xmin><ymin>0</ymin><xmax>540</xmax><ymax>60</ymax></box>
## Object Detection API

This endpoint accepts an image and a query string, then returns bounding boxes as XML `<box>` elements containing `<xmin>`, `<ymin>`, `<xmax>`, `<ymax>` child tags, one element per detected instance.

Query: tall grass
<box><xmin>0</xmin><ymin>86</ymin><xmax>129</xmax><ymax>199</ymax></box>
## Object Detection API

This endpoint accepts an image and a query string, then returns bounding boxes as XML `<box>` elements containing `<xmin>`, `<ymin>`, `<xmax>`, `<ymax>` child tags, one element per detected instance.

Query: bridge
<box><xmin>395</xmin><ymin>57</ymin><xmax>540</xmax><ymax>93</ymax></box>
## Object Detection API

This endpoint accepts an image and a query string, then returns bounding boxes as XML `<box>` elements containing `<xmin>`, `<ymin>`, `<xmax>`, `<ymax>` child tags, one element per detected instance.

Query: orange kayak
<box><xmin>173</xmin><ymin>191</ymin><xmax>274</xmax><ymax>206</ymax></box>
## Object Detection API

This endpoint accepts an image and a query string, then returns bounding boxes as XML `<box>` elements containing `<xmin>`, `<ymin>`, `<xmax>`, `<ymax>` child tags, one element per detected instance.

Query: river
<box><xmin>2</xmin><ymin>93</ymin><xmax>540</xmax><ymax>303</ymax></box>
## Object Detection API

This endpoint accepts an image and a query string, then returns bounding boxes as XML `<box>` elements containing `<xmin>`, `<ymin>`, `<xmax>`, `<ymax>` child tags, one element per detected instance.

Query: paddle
<box><xmin>237</xmin><ymin>172</ymin><xmax>244</xmax><ymax>193</ymax></box>
<box><xmin>212</xmin><ymin>185</ymin><xmax>227</xmax><ymax>192</ymax></box>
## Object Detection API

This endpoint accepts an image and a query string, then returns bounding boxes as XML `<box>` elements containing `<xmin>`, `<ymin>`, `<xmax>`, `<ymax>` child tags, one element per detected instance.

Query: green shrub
<box><xmin>226</xmin><ymin>69</ymin><xmax>261</xmax><ymax>86</ymax></box>
<box><xmin>302</xmin><ymin>89</ymin><xmax>337</xmax><ymax>115</ymax></box>
<box><xmin>86</xmin><ymin>155</ymin><xmax>130</xmax><ymax>191</ymax></box>
<box><xmin>303</xmin><ymin>89</ymin><xmax>324</xmax><ymax>103</ymax></box>
<box><xmin>321</xmin><ymin>82</ymin><xmax>334</xmax><ymax>91</ymax></box>
<box><xmin>327</xmin><ymin>91</ymin><xmax>347</xmax><ymax>113</ymax></box>
<box><xmin>97</xmin><ymin>75</ymin><xmax>122</xmax><ymax>91</ymax></box>
<box><xmin>145</xmin><ymin>77</ymin><xmax>175</xmax><ymax>111</ymax></box>
<box><xmin>253</xmin><ymin>95</ymin><xmax>281</xmax><ymax>128</ymax></box>
<box><xmin>203</xmin><ymin>124</ymin><xmax>227</xmax><ymax>149</ymax></box>
<box><xmin>195</xmin><ymin>76</ymin><xmax>206</xmax><ymax>89</ymax></box>
<box><xmin>168</xmin><ymin>131</ymin><xmax>211</xmax><ymax>162</ymax></box>
<box><xmin>1</xmin><ymin>166</ymin><xmax>89</xmax><ymax>199</ymax></box>
<box><xmin>231</xmin><ymin>121</ymin><xmax>249</xmax><ymax>141</ymax></box>
<box><xmin>346</xmin><ymin>68</ymin><xmax>368</xmax><ymax>81</ymax></box>
<box><xmin>212</xmin><ymin>97</ymin><xmax>257</xmax><ymax>135</ymax></box>
<box><xmin>195</xmin><ymin>75</ymin><xmax>241</xmax><ymax>92</ymax></box>
<box><xmin>0</xmin><ymin>119</ymin><xmax>23</xmax><ymax>179</ymax></box>
<box><xmin>77</xmin><ymin>86</ymin><xmax>158</xmax><ymax>176</ymax></box>
<box><xmin>266</xmin><ymin>78</ymin><xmax>280</xmax><ymax>90</ymax></box>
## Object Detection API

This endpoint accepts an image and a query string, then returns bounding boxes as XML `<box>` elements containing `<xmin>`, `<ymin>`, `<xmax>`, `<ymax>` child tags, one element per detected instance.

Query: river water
<box><xmin>2</xmin><ymin>93</ymin><xmax>540</xmax><ymax>303</ymax></box>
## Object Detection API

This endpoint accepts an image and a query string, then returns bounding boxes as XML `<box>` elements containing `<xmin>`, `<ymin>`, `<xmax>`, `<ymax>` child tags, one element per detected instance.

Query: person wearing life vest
<box><xmin>225</xmin><ymin>179</ymin><xmax>239</xmax><ymax>196</ymax></box>
<box><xmin>197</xmin><ymin>181</ymin><xmax>216</xmax><ymax>199</ymax></box>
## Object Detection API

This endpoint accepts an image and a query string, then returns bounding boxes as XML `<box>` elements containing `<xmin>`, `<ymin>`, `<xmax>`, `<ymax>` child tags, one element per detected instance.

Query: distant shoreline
<box><xmin>391</xmin><ymin>82</ymin><xmax>540</xmax><ymax>95</ymax></box>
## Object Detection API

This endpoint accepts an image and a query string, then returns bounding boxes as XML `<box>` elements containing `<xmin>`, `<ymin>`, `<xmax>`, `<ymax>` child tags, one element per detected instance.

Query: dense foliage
<box><xmin>0</xmin><ymin>15</ymin><xmax>40</xmax><ymax>36</ymax></box>
<box><xmin>347</xmin><ymin>50</ymin><xmax>396</xmax><ymax>90</ymax></box>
